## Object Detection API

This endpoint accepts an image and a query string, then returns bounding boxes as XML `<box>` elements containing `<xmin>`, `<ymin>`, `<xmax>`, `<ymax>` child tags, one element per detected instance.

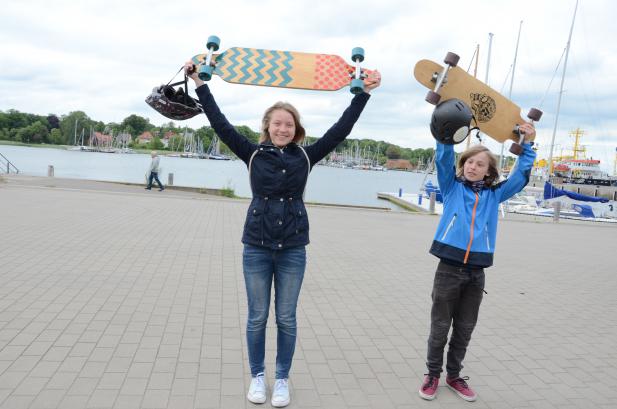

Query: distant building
<box><xmin>162</xmin><ymin>131</ymin><xmax>177</xmax><ymax>148</ymax></box>
<box><xmin>385</xmin><ymin>159</ymin><xmax>413</xmax><ymax>171</ymax></box>
<box><xmin>91</xmin><ymin>132</ymin><xmax>113</xmax><ymax>147</ymax></box>
<box><xmin>116</xmin><ymin>132</ymin><xmax>132</xmax><ymax>145</ymax></box>
<box><xmin>138</xmin><ymin>131</ymin><xmax>153</xmax><ymax>145</ymax></box>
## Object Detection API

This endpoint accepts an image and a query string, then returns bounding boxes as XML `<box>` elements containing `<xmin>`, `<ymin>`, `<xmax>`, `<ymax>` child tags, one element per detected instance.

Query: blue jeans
<box><xmin>147</xmin><ymin>171</ymin><xmax>163</xmax><ymax>189</ymax></box>
<box><xmin>242</xmin><ymin>244</ymin><xmax>306</xmax><ymax>379</ymax></box>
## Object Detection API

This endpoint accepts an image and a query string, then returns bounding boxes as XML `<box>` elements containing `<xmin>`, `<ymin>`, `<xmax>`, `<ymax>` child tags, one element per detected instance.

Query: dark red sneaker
<box><xmin>418</xmin><ymin>374</ymin><xmax>439</xmax><ymax>400</ymax></box>
<box><xmin>446</xmin><ymin>376</ymin><xmax>477</xmax><ymax>401</ymax></box>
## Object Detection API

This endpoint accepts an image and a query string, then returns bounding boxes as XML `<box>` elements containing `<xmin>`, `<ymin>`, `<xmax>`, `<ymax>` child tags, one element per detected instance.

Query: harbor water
<box><xmin>0</xmin><ymin>145</ymin><xmax>437</xmax><ymax>209</ymax></box>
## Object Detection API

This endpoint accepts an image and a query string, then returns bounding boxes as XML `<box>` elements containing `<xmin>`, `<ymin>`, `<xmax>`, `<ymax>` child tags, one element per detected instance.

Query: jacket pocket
<box><xmin>245</xmin><ymin>204</ymin><xmax>263</xmax><ymax>239</ymax></box>
<box><xmin>441</xmin><ymin>213</ymin><xmax>457</xmax><ymax>241</ymax></box>
<box><xmin>484</xmin><ymin>224</ymin><xmax>491</xmax><ymax>251</ymax></box>
<box><xmin>293</xmin><ymin>202</ymin><xmax>309</xmax><ymax>235</ymax></box>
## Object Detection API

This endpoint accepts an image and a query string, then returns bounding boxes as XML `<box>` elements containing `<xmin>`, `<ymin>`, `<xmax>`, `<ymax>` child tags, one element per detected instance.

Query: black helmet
<box><xmin>145</xmin><ymin>84</ymin><xmax>203</xmax><ymax>121</ymax></box>
<box><xmin>430</xmin><ymin>98</ymin><xmax>473</xmax><ymax>145</ymax></box>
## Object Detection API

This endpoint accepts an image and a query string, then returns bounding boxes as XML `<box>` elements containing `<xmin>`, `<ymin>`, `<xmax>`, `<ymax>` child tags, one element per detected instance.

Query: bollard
<box><xmin>167</xmin><ymin>172</ymin><xmax>174</xmax><ymax>186</ymax></box>
<box><xmin>429</xmin><ymin>192</ymin><xmax>436</xmax><ymax>214</ymax></box>
<box><xmin>553</xmin><ymin>201</ymin><xmax>561</xmax><ymax>222</ymax></box>
<box><xmin>48</xmin><ymin>165</ymin><xmax>54</xmax><ymax>177</ymax></box>
<box><xmin>398</xmin><ymin>188</ymin><xmax>402</xmax><ymax>198</ymax></box>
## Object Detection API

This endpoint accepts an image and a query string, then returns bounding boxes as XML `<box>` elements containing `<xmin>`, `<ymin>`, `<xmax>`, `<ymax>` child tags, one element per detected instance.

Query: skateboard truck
<box><xmin>509</xmin><ymin>108</ymin><xmax>542</xmax><ymax>155</ymax></box>
<box><xmin>196</xmin><ymin>35</ymin><xmax>221</xmax><ymax>81</ymax></box>
<box><xmin>350</xmin><ymin>47</ymin><xmax>365</xmax><ymax>94</ymax></box>
<box><xmin>425</xmin><ymin>52</ymin><xmax>460</xmax><ymax>105</ymax></box>
<box><xmin>186</xmin><ymin>35</ymin><xmax>220</xmax><ymax>79</ymax></box>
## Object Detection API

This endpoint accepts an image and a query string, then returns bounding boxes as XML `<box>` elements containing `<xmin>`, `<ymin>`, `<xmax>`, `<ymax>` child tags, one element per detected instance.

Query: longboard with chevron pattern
<box><xmin>191</xmin><ymin>47</ymin><xmax>374</xmax><ymax>91</ymax></box>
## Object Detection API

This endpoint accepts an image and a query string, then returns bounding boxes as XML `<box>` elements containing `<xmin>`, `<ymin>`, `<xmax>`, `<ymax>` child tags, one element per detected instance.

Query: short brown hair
<box><xmin>260</xmin><ymin>102</ymin><xmax>306</xmax><ymax>144</ymax></box>
<box><xmin>456</xmin><ymin>145</ymin><xmax>500</xmax><ymax>186</ymax></box>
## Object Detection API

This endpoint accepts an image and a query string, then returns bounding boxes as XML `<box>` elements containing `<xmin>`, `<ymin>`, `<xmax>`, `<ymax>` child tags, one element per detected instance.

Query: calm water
<box><xmin>1</xmin><ymin>145</ymin><xmax>436</xmax><ymax>209</ymax></box>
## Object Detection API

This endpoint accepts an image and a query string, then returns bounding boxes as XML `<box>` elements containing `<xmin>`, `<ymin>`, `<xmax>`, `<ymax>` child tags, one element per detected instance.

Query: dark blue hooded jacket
<box><xmin>195</xmin><ymin>84</ymin><xmax>370</xmax><ymax>249</ymax></box>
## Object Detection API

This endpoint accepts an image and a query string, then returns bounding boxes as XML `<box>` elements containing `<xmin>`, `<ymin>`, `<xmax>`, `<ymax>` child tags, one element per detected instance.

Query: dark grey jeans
<box><xmin>426</xmin><ymin>260</ymin><xmax>485</xmax><ymax>378</ymax></box>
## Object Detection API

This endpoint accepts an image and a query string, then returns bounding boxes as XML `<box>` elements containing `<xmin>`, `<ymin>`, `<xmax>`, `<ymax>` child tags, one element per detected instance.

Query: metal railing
<box><xmin>0</xmin><ymin>151</ymin><xmax>19</xmax><ymax>174</ymax></box>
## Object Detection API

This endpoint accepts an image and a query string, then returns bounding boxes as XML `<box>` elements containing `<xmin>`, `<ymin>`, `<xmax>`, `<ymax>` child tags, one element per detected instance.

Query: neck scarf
<box><xmin>457</xmin><ymin>176</ymin><xmax>486</xmax><ymax>193</ymax></box>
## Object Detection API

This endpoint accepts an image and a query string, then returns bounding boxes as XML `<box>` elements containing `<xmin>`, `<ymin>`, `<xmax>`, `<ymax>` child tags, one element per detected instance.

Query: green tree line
<box><xmin>0</xmin><ymin>109</ymin><xmax>434</xmax><ymax>167</ymax></box>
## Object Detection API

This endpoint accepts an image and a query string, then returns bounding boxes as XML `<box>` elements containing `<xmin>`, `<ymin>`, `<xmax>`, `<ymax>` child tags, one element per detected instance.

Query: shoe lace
<box><xmin>452</xmin><ymin>376</ymin><xmax>470</xmax><ymax>389</ymax></box>
<box><xmin>253</xmin><ymin>373</ymin><xmax>265</xmax><ymax>388</ymax></box>
<box><xmin>274</xmin><ymin>378</ymin><xmax>288</xmax><ymax>394</ymax></box>
<box><xmin>422</xmin><ymin>374</ymin><xmax>437</xmax><ymax>390</ymax></box>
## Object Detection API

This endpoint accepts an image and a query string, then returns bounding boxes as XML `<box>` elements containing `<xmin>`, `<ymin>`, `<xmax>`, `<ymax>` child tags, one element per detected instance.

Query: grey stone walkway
<box><xmin>0</xmin><ymin>175</ymin><xmax>616</xmax><ymax>409</ymax></box>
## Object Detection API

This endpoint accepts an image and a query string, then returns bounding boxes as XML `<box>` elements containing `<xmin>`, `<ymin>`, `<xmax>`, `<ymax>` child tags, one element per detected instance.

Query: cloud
<box><xmin>1</xmin><ymin>0</ymin><xmax>616</xmax><ymax>171</ymax></box>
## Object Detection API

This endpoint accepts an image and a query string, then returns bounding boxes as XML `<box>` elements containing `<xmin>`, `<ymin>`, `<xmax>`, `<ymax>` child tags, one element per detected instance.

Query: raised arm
<box><xmin>194</xmin><ymin>85</ymin><xmax>256</xmax><ymax>162</ymax></box>
<box><xmin>186</xmin><ymin>62</ymin><xmax>256</xmax><ymax>163</ymax></box>
<box><xmin>494</xmin><ymin>122</ymin><xmax>537</xmax><ymax>202</ymax></box>
<box><xmin>303</xmin><ymin>70</ymin><xmax>381</xmax><ymax>166</ymax></box>
<box><xmin>435</xmin><ymin>142</ymin><xmax>457</xmax><ymax>196</ymax></box>
<box><xmin>303</xmin><ymin>93</ymin><xmax>370</xmax><ymax>165</ymax></box>
<box><xmin>494</xmin><ymin>143</ymin><xmax>536</xmax><ymax>202</ymax></box>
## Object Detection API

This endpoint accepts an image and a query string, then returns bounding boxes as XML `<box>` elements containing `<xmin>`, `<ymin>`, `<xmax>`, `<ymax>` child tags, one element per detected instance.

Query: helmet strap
<box><xmin>469</xmin><ymin>115</ymin><xmax>482</xmax><ymax>142</ymax></box>
<box><xmin>165</xmin><ymin>66</ymin><xmax>185</xmax><ymax>87</ymax></box>
<box><xmin>165</xmin><ymin>72</ymin><xmax>192</xmax><ymax>105</ymax></box>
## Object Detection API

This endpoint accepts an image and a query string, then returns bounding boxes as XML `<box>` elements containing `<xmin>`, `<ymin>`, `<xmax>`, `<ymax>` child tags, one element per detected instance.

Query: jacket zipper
<box><xmin>464</xmin><ymin>192</ymin><xmax>479</xmax><ymax>264</ymax></box>
<box><xmin>441</xmin><ymin>213</ymin><xmax>457</xmax><ymax>240</ymax></box>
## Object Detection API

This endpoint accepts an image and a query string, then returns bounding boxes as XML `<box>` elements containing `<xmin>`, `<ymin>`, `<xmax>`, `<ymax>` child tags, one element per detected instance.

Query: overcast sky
<box><xmin>1</xmin><ymin>0</ymin><xmax>615</xmax><ymax>172</ymax></box>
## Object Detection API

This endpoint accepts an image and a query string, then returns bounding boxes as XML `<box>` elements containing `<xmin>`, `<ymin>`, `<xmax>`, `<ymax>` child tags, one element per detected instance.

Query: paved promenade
<box><xmin>1</xmin><ymin>175</ymin><xmax>616</xmax><ymax>409</ymax></box>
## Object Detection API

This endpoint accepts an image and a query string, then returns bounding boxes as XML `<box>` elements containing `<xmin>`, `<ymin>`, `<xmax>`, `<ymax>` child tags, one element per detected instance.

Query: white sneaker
<box><xmin>271</xmin><ymin>378</ymin><xmax>290</xmax><ymax>407</ymax></box>
<box><xmin>247</xmin><ymin>373</ymin><xmax>266</xmax><ymax>404</ymax></box>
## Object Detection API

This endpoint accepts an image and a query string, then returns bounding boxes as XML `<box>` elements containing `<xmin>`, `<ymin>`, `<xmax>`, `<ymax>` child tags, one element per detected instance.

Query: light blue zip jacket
<box><xmin>429</xmin><ymin>142</ymin><xmax>536</xmax><ymax>267</ymax></box>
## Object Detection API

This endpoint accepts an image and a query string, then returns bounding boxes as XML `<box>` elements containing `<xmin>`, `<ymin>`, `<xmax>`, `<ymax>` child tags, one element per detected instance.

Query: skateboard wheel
<box><xmin>509</xmin><ymin>143</ymin><xmax>523</xmax><ymax>156</ymax></box>
<box><xmin>444</xmin><ymin>52</ymin><xmax>460</xmax><ymax>67</ymax></box>
<box><xmin>425</xmin><ymin>90</ymin><xmax>441</xmax><ymax>105</ymax></box>
<box><xmin>198</xmin><ymin>65</ymin><xmax>215</xmax><ymax>81</ymax></box>
<box><xmin>351</xmin><ymin>47</ymin><xmax>365</xmax><ymax>63</ymax></box>
<box><xmin>207</xmin><ymin>35</ymin><xmax>220</xmax><ymax>51</ymax></box>
<box><xmin>350</xmin><ymin>78</ymin><xmax>364</xmax><ymax>94</ymax></box>
<box><xmin>527</xmin><ymin>108</ymin><xmax>543</xmax><ymax>121</ymax></box>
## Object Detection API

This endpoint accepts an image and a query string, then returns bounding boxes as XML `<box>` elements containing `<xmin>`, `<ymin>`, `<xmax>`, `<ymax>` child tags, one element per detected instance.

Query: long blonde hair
<box><xmin>456</xmin><ymin>145</ymin><xmax>499</xmax><ymax>186</ymax></box>
<box><xmin>259</xmin><ymin>102</ymin><xmax>306</xmax><ymax>144</ymax></box>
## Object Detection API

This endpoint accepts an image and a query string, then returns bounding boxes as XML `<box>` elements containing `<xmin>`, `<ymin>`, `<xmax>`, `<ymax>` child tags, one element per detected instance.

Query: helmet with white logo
<box><xmin>430</xmin><ymin>98</ymin><xmax>473</xmax><ymax>145</ymax></box>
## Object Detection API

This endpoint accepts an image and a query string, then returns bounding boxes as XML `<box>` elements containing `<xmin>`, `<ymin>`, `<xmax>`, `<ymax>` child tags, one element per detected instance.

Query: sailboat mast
<box><xmin>473</xmin><ymin>33</ymin><xmax>494</xmax><ymax>148</ymax></box>
<box><xmin>499</xmin><ymin>21</ymin><xmax>523</xmax><ymax>172</ymax></box>
<box><xmin>73</xmin><ymin>119</ymin><xmax>78</xmax><ymax>145</ymax></box>
<box><xmin>473</xmin><ymin>44</ymin><xmax>480</xmax><ymax>77</ymax></box>
<box><xmin>467</xmin><ymin>43</ymin><xmax>481</xmax><ymax>149</ymax></box>
<box><xmin>547</xmin><ymin>0</ymin><xmax>579</xmax><ymax>178</ymax></box>
<box><xmin>484</xmin><ymin>32</ymin><xmax>494</xmax><ymax>85</ymax></box>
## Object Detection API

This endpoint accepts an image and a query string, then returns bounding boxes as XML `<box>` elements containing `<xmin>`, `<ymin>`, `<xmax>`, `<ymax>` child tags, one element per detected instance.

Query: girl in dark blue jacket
<box><xmin>419</xmin><ymin>123</ymin><xmax>536</xmax><ymax>402</ymax></box>
<box><xmin>185</xmin><ymin>62</ymin><xmax>380</xmax><ymax>407</ymax></box>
